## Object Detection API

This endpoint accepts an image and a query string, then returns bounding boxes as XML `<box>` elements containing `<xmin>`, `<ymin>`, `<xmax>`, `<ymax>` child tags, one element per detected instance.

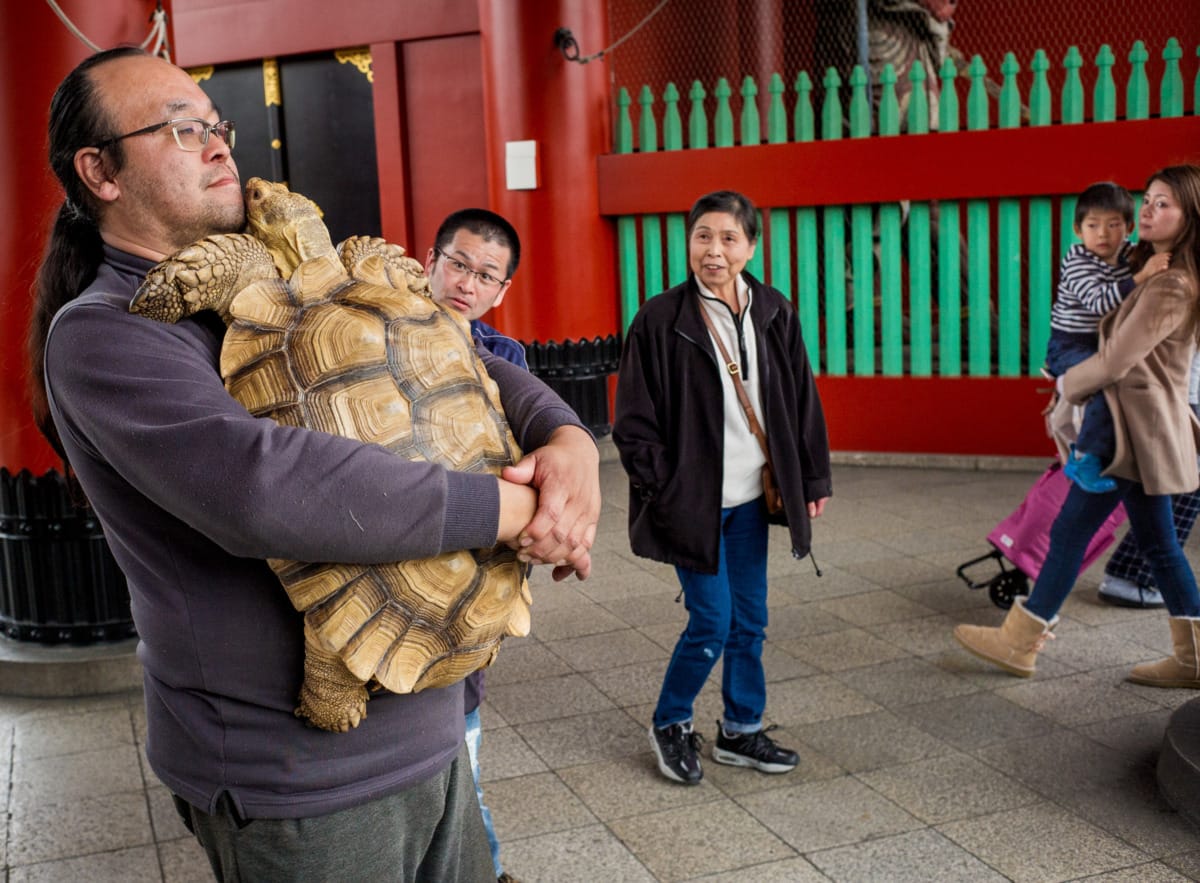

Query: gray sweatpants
<box><xmin>174</xmin><ymin>743</ymin><xmax>494</xmax><ymax>882</ymax></box>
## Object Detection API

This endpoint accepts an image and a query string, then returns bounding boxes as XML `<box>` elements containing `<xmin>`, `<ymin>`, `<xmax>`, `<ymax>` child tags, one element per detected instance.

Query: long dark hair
<box><xmin>28</xmin><ymin>46</ymin><xmax>146</xmax><ymax>460</ymax></box>
<box><xmin>1127</xmin><ymin>165</ymin><xmax>1200</xmax><ymax>340</ymax></box>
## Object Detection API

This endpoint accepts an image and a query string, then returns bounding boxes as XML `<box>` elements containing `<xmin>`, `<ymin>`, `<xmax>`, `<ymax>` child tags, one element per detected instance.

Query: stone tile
<box><xmin>485</xmin><ymin>673</ymin><xmax>615</xmax><ymax>725</ymax></box>
<box><xmin>12</xmin><ymin>707</ymin><xmax>135</xmax><ymax>761</ymax></box>
<box><xmin>1047</xmin><ymin>620</ymin><xmax>1166</xmax><ymax>670</ymax></box>
<box><xmin>476</xmin><ymin>726</ymin><xmax>549</xmax><ymax>782</ymax></box>
<box><xmin>1164</xmin><ymin>849</ymin><xmax>1200</xmax><ymax>879</ymax></box>
<box><xmin>558</xmin><ymin>755</ymin><xmax>723</xmax><ymax>820</ymax></box>
<box><xmin>995</xmin><ymin>669</ymin><xmax>1162</xmax><ymax>727</ymax></box>
<box><xmin>975</xmin><ymin>730</ymin><xmax>1146</xmax><ymax>798</ymax></box>
<box><xmin>8</xmin><ymin>844</ymin><xmax>162</xmax><ymax>883</ymax></box>
<box><xmin>858</xmin><ymin>751</ymin><xmax>1040</xmax><ymax>824</ymax></box>
<box><xmin>896</xmin><ymin>690</ymin><xmax>1058</xmax><ymax>751</ymax></box>
<box><xmin>639</xmin><ymin>622</ymin><xmax>687</xmax><ymax>652</ymax></box>
<box><xmin>529</xmin><ymin>600</ymin><xmax>630</xmax><ymax>641</ymax></box>
<box><xmin>794</xmin><ymin>709</ymin><xmax>953</xmax><ymax>773</ymax></box>
<box><xmin>810</xmin><ymin>828</ymin><xmax>1009</xmax><ymax>882</ymax></box>
<box><xmin>146</xmin><ymin>784</ymin><xmax>191</xmax><ymax>842</ymax></box>
<box><xmin>892</xmin><ymin>578</ymin><xmax>997</xmax><ymax>613</ymax></box>
<box><xmin>814</xmin><ymin>590</ymin><xmax>938</xmax><ymax>626</ymax></box>
<box><xmin>601</xmin><ymin>591</ymin><xmax>690</xmax><ymax>628</ymax></box>
<box><xmin>834</xmin><ymin>657</ymin><xmax>978</xmax><ymax>709</ymax></box>
<box><xmin>11</xmin><ymin>744</ymin><xmax>143</xmax><ymax>809</ymax></box>
<box><xmin>788</xmin><ymin>567</ymin><xmax>885</xmax><ymax>602</ymax></box>
<box><xmin>160</xmin><ymin>835</ymin><xmax>216</xmax><ymax>883</ymax></box>
<box><xmin>1065</xmin><ymin>864</ymin><xmax>1195</xmax><ymax>882</ymax></box>
<box><xmin>799</xmin><ymin>537</ymin><xmax>902</xmax><ymax>567</ymax></box>
<box><xmin>844</xmin><ymin>556</ymin><xmax>950</xmax><ymax>589</ymax></box>
<box><xmin>938</xmin><ymin>801</ymin><xmax>1150</xmax><ymax>883</ymax></box>
<box><xmin>765</xmin><ymin>605</ymin><xmax>857</xmax><ymax>640</ymax></box>
<box><xmin>484</xmin><ymin>640</ymin><xmax>574</xmax><ymax>685</ymax></box>
<box><xmin>501</xmin><ymin>824</ymin><xmax>656</xmax><ymax>883</ymax></box>
<box><xmin>546</xmin><ymin>627</ymin><xmax>667</xmax><ymax>673</ymax></box>
<box><xmin>867</xmin><ymin>613</ymin><xmax>971</xmax><ymax>658</ymax></box>
<box><xmin>776</xmin><ymin>627</ymin><xmax>912</xmax><ymax>672</ymax></box>
<box><xmin>609</xmin><ymin>799</ymin><xmax>795</xmax><ymax>882</ymax></box>
<box><xmin>484</xmin><ymin>771</ymin><xmax>597</xmax><ymax>840</ymax></box>
<box><xmin>739</xmin><ymin>776</ymin><xmax>921</xmax><ymax>852</ymax></box>
<box><xmin>758</xmin><ymin>674</ymin><xmax>882</xmax><ymax>727</ymax></box>
<box><xmin>9</xmin><ymin>790</ymin><xmax>151</xmax><ymax>866</ymax></box>
<box><xmin>683</xmin><ymin>856</ymin><xmax>829</xmax><ymax>881</ymax></box>
<box><xmin>575</xmin><ymin>558</ymin><xmax>678</xmax><ymax>604</ymax></box>
<box><xmin>1076</xmin><ymin>709</ymin><xmax>1173</xmax><ymax>767</ymax></box>
<box><xmin>1055</xmin><ymin>776</ymin><xmax>1200</xmax><ymax>858</ymax></box>
<box><xmin>516</xmin><ymin>708</ymin><xmax>647</xmax><ymax>768</ymax></box>
<box><xmin>585</xmin><ymin>659</ymin><xmax>669</xmax><ymax>707</ymax></box>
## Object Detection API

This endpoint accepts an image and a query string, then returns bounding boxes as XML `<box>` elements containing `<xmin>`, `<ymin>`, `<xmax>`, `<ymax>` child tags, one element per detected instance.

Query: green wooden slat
<box><xmin>997</xmin><ymin>53</ymin><xmax>1021</xmax><ymax>377</ymax></box>
<box><xmin>794</xmin><ymin>71</ymin><xmax>815</xmax><ymax>141</ymax></box>
<box><xmin>741</xmin><ymin>76</ymin><xmax>761</xmax><ymax>145</ymax></box>
<box><xmin>1060</xmin><ymin>195</ymin><xmax>1079</xmax><ymax>259</ymax></box>
<box><xmin>907</xmin><ymin>62</ymin><xmax>929</xmax><ymax>134</ymax></box>
<box><xmin>1094</xmin><ymin>45</ymin><xmax>1116</xmax><ymax>121</ymax></box>
<box><xmin>849</xmin><ymin>65</ymin><xmax>870</xmax><ymax>137</ymax></box>
<box><xmin>747</xmin><ymin>210</ymin><xmax>765</xmax><ymax>280</ymax></box>
<box><xmin>938</xmin><ymin>201</ymin><xmax>962</xmax><ymax>376</ymax></box>
<box><xmin>967</xmin><ymin>55</ymin><xmax>989</xmax><ymax>130</ymax></box>
<box><xmin>822</xmin><ymin>67</ymin><xmax>844</xmax><ymax>141</ymax></box>
<box><xmin>1127</xmin><ymin>41</ymin><xmax>1150</xmax><ymax>119</ymax></box>
<box><xmin>937</xmin><ymin>57</ymin><xmax>961</xmax><ymax>375</ymax></box>
<box><xmin>1028</xmin><ymin>198</ymin><xmax>1052</xmax><ymax>373</ymax></box>
<box><xmin>714</xmin><ymin>78</ymin><xmax>734</xmax><ymax>146</ymax></box>
<box><xmin>1062</xmin><ymin>46</ymin><xmax>1084</xmax><ymax>123</ymax></box>
<box><xmin>851</xmin><ymin>203</ymin><xmax>874</xmax><ymax>375</ymax></box>
<box><xmin>767</xmin><ymin>73</ymin><xmax>787</xmax><ymax>143</ymax></box>
<box><xmin>797</xmin><ymin>207</ymin><xmax>820</xmax><ymax>366</ymax></box>
<box><xmin>821</xmin><ymin>66</ymin><xmax>846</xmax><ymax>375</ymax></box>
<box><xmin>879</xmin><ymin>202</ymin><xmax>902</xmax><ymax>375</ymax></box>
<box><xmin>614</xmin><ymin>88</ymin><xmax>640</xmax><ymax>330</ymax></box>
<box><xmin>688</xmin><ymin>80</ymin><xmax>708</xmax><ymax>149</ymax></box>
<box><xmin>1028</xmin><ymin>51</ymin><xmax>1052</xmax><ymax>375</ymax></box>
<box><xmin>1162</xmin><ymin>37</ymin><xmax>1184</xmax><ymax>117</ymax></box>
<box><xmin>769</xmin><ymin>208</ymin><xmax>792</xmax><ymax>301</ymax></box>
<box><xmin>637</xmin><ymin>87</ymin><xmax>663</xmax><ymax>299</ymax></box>
<box><xmin>794</xmin><ymin>72</ymin><xmax>819</xmax><ymax>363</ymax></box>
<box><xmin>661</xmin><ymin>83</ymin><xmax>687</xmax><ymax>286</ymax></box>
<box><xmin>1195</xmin><ymin>47</ymin><xmax>1200</xmax><ymax>116</ymax></box>
<box><xmin>908</xmin><ymin>201</ymin><xmax>931</xmax><ymax>376</ymax></box>
<box><xmin>966</xmin><ymin>56</ymin><xmax>990</xmax><ymax>376</ymax></box>
<box><xmin>879</xmin><ymin>64</ymin><xmax>899</xmax><ymax>135</ymax></box>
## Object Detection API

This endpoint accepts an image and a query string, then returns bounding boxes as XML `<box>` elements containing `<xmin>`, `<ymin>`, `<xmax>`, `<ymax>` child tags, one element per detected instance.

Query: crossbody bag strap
<box><xmin>696</xmin><ymin>301</ymin><xmax>775</xmax><ymax>470</ymax></box>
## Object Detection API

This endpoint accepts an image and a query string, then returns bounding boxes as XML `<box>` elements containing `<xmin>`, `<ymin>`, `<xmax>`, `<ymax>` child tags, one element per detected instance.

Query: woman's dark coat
<box><xmin>613</xmin><ymin>273</ymin><xmax>832</xmax><ymax>573</ymax></box>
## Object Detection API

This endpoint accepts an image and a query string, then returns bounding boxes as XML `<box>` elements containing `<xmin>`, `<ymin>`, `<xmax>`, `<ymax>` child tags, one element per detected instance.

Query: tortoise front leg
<box><xmin>338</xmin><ymin>235</ymin><xmax>431</xmax><ymax>296</ymax></box>
<box><xmin>295</xmin><ymin>623</ymin><xmax>370</xmax><ymax>732</ymax></box>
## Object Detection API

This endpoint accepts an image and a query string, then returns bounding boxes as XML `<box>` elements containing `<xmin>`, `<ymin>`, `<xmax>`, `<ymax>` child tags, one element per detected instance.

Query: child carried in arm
<box><xmin>1045</xmin><ymin>182</ymin><xmax>1171</xmax><ymax>492</ymax></box>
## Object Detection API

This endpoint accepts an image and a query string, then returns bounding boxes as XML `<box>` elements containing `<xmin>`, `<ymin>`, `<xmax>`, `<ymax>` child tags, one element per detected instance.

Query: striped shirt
<box><xmin>1049</xmin><ymin>241</ymin><xmax>1136</xmax><ymax>334</ymax></box>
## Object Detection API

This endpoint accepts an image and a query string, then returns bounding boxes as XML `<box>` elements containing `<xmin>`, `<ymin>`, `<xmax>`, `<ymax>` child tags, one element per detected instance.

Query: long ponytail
<box><xmin>27</xmin><ymin>46</ymin><xmax>144</xmax><ymax>459</ymax></box>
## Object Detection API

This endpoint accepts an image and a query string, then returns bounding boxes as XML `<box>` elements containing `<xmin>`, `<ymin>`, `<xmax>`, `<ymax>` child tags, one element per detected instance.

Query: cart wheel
<box><xmin>988</xmin><ymin>571</ymin><xmax>1030</xmax><ymax>610</ymax></box>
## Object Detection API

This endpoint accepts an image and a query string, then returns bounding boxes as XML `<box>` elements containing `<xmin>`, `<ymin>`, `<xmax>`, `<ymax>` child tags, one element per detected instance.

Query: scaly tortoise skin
<box><xmin>129</xmin><ymin>178</ymin><xmax>531</xmax><ymax>732</ymax></box>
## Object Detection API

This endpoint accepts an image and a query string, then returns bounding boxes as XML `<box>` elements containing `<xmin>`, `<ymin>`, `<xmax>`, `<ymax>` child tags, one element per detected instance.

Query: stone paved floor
<box><xmin>3</xmin><ymin>451</ymin><xmax>1200</xmax><ymax>881</ymax></box>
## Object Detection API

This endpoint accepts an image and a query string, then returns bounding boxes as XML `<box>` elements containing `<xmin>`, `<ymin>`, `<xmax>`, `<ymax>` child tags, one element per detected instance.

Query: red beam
<box><xmin>171</xmin><ymin>0</ymin><xmax>478</xmax><ymax>66</ymax></box>
<box><xmin>597</xmin><ymin>117</ymin><xmax>1200</xmax><ymax>214</ymax></box>
<box><xmin>816</xmin><ymin>377</ymin><xmax>1057</xmax><ymax>457</ymax></box>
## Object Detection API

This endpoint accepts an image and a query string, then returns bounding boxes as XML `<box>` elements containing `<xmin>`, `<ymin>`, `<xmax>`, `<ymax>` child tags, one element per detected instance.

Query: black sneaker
<box><xmin>649</xmin><ymin>723</ymin><xmax>703</xmax><ymax>785</ymax></box>
<box><xmin>712</xmin><ymin>723</ymin><xmax>799</xmax><ymax>773</ymax></box>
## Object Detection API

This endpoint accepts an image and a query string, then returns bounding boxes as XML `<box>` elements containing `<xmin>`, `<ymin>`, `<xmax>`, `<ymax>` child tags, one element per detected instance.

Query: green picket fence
<box><xmin>614</xmin><ymin>39</ymin><xmax>1196</xmax><ymax>378</ymax></box>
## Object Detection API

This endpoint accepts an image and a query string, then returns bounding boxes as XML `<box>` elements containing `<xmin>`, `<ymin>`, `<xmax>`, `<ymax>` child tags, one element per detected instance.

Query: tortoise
<box><xmin>129</xmin><ymin>177</ymin><xmax>531</xmax><ymax>733</ymax></box>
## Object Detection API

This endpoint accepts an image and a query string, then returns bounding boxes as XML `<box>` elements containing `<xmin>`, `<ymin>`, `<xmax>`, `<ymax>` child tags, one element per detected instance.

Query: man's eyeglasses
<box><xmin>94</xmin><ymin>118</ymin><xmax>236</xmax><ymax>153</ymax></box>
<box><xmin>434</xmin><ymin>247</ymin><xmax>507</xmax><ymax>292</ymax></box>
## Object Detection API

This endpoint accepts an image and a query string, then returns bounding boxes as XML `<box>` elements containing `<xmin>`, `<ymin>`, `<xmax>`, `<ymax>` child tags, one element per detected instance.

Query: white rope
<box><xmin>44</xmin><ymin>0</ymin><xmax>172</xmax><ymax>62</ymax></box>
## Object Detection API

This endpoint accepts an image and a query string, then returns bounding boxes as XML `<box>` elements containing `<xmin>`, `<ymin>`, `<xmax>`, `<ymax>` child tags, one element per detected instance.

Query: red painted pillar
<box><xmin>477</xmin><ymin>0</ymin><xmax>617</xmax><ymax>344</ymax></box>
<box><xmin>0</xmin><ymin>0</ymin><xmax>162</xmax><ymax>473</ymax></box>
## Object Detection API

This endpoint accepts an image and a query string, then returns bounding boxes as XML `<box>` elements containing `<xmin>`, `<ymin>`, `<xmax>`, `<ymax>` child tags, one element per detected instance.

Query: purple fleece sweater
<box><xmin>43</xmin><ymin>246</ymin><xmax>583</xmax><ymax>819</ymax></box>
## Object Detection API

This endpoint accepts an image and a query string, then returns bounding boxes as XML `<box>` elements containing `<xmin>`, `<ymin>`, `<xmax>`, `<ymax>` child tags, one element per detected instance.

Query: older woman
<box><xmin>955</xmin><ymin>165</ymin><xmax>1200</xmax><ymax>685</ymax></box>
<box><xmin>613</xmin><ymin>190</ymin><xmax>832</xmax><ymax>785</ymax></box>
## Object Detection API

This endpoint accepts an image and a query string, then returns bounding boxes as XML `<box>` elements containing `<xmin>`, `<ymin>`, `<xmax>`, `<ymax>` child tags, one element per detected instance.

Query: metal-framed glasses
<box><xmin>94</xmin><ymin>118</ymin><xmax>236</xmax><ymax>153</ymax></box>
<box><xmin>434</xmin><ymin>247</ymin><xmax>507</xmax><ymax>291</ymax></box>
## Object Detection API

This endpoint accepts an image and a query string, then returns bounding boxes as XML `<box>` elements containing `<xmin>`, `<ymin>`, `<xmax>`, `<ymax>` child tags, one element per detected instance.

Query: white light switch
<box><xmin>506</xmin><ymin>140</ymin><xmax>538</xmax><ymax>190</ymax></box>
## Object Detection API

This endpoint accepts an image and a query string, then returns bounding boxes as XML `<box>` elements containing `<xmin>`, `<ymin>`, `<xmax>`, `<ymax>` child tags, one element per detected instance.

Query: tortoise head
<box><xmin>244</xmin><ymin>177</ymin><xmax>336</xmax><ymax>278</ymax></box>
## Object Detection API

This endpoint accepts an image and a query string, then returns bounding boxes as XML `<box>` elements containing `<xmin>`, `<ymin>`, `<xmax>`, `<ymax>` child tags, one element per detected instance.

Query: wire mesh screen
<box><xmin>605</xmin><ymin>0</ymin><xmax>1200</xmax><ymax>135</ymax></box>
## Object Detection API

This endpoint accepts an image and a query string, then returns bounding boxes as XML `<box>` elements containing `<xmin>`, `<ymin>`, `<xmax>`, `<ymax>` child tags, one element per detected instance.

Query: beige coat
<box><xmin>1064</xmin><ymin>269</ymin><xmax>1200</xmax><ymax>495</ymax></box>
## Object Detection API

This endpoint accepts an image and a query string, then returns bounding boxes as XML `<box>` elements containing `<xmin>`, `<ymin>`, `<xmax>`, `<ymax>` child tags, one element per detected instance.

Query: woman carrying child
<box><xmin>954</xmin><ymin>164</ymin><xmax>1200</xmax><ymax>687</ymax></box>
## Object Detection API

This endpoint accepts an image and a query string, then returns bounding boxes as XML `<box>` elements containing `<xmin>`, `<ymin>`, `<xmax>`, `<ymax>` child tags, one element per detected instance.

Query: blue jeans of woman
<box><xmin>653</xmin><ymin>497</ymin><xmax>768</xmax><ymax>735</ymax></box>
<box><xmin>1025</xmin><ymin>478</ymin><xmax>1200</xmax><ymax>621</ymax></box>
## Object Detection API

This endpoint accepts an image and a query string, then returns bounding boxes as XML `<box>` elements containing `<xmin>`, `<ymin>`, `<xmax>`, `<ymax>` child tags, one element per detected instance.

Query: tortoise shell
<box><xmin>132</xmin><ymin>179</ymin><xmax>530</xmax><ymax>732</ymax></box>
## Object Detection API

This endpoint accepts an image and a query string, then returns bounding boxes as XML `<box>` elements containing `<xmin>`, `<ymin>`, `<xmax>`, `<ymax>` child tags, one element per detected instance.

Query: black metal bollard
<box><xmin>0</xmin><ymin>468</ymin><xmax>135</xmax><ymax>644</ymax></box>
<box><xmin>525</xmin><ymin>334</ymin><xmax>621</xmax><ymax>437</ymax></box>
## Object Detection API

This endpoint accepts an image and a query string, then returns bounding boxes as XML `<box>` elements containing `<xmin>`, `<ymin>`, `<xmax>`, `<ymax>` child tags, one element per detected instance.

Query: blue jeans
<box><xmin>1045</xmin><ymin>330</ymin><xmax>1115</xmax><ymax>462</ymax></box>
<box><xmin>654</xmin><ymin>498</ymin><xmax>769</xmax><ymax>734</ymax></box>
<box><xmin>1025</xmin><ymin>478</ymin><xmax>1200</xmax><ymax>621</ymax></box>
<box><xmin>464</xmin><ymin>707</ymin><xmax>502</xmax><ymax>877</ymax></box>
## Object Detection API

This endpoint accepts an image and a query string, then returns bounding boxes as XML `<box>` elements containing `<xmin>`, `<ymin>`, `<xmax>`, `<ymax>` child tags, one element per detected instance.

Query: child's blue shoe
<box><xmin>1063</xmin><ymin>445</ymin><xmax>1116</xmax><ymax>493</ymax></box>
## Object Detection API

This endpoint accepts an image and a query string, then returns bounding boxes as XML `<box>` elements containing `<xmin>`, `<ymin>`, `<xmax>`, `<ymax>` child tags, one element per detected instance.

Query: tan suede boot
<box><xmin>1127</xmin><ymin>617</ymin><xmax>1200</xmax><ymax>688</ymax></box>
<box><xmin>953</xmin><ymin>597</ymin><xmax>1058</xmax><ymax>678</ymax></box>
